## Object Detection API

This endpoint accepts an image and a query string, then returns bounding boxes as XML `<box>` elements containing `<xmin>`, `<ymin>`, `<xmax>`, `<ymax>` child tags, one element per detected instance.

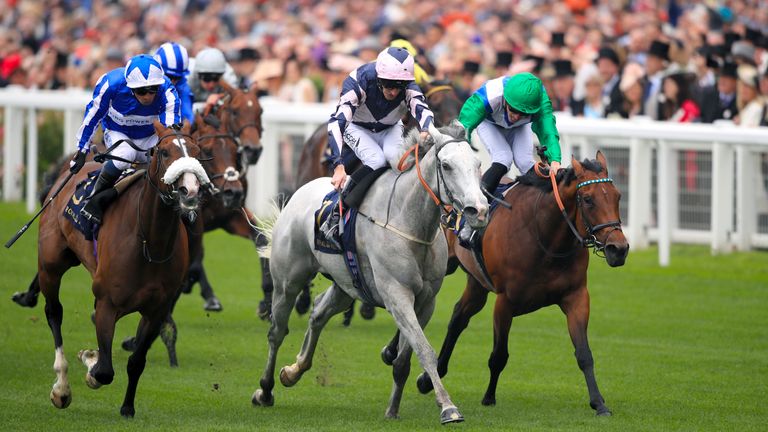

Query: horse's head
<box><xmin>152</xmin><ymin>121</ymin><xmax>210</xmax><ymax>221</ymax></box>
<box><xmin>571</xmin><ymin>151</ymin><xmax>629</xmax><ymax>267</ymax></box>
<box><xmin>194</xmin><ymin>113</ymin><xmax>244</xmax><ymax>209</ymax></box>
<box><xmin>424</xmin><ymin>81</ymin><xmax>462</xmax><ymax>127</ymax></box>
<box><xmin>219</xmin><ymin>80</ymin><xmax>263</xmax><ymax>165</ymax></box>
<box><xmin>427</xmin><ymin>122</ymin><xmax>488</xmax><ymax>229</ymax></box>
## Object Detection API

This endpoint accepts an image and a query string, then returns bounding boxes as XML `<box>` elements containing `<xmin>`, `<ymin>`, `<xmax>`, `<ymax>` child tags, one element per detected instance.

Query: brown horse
<box><xmin>35</xmin><ymin>122</ymin><xmax>207</xmax><ymax>416</ymax></box>
<box><xmin>383</xmin><ymin>151</ymin><xmax>629</xmax><ymax>415</ymax></box>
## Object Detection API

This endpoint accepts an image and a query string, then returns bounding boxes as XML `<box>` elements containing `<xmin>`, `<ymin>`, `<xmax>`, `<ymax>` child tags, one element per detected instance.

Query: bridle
<box><xmin>195</xmin><ymin>132</ymin><xmax>244</xmax><ymax>195</ymax></box>
<box><xmin>217</xmin><ymin>92</ymin><xmax>263</xmax><ymax>168</ymax></box>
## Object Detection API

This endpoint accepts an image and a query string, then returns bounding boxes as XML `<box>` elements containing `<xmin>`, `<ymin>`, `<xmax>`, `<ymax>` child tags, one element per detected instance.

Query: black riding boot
<box><xmin>319</xmin><ymin>165</ymin><xmax>376</xmax><ymax>245</ymax></box>
<box><xmin>80</xmin><ymin>169</ymin><xmax>120</xmax><ymax>225</ymax></box>
<box><xmin>458</xmin><ymin>162</ymin><xmax>508</xmax><ymax>249</ymax></box>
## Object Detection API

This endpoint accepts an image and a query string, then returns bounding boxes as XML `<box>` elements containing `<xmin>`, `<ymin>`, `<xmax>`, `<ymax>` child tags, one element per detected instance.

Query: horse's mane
<box><xmin>514</xmin><ymin>158</ymin><xmax>603</xmax><ymax>191</ymax></box>
<box><xmin>389</xmin><ymin>121</ymin><xmax>467</xmax><ymax>170</ymax></box>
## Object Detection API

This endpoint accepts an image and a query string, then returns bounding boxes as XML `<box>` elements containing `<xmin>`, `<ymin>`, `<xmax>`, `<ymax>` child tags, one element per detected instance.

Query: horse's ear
<box><xmin>218</xmin><ymin>79</ymin><xmax>234</xmax><ymax>94</ymax></box>
<box><xmin>571</xmin><ymin>155</ymin><xmax>584</xmax><ymax>176</ymax></box>
<box><xmin>181</xmin><ymin>120</ymin><xmax>192</xmax><ymax>135</ymax></box>
<box><xmin>596</xmin><ymin>150</ymin><xmax>608</xmax><ymax>175</ymax></box>
<box><xmin>153</xmin><ymin>119</ymin><xmax>165</xmax><ymax>135</ymax></box>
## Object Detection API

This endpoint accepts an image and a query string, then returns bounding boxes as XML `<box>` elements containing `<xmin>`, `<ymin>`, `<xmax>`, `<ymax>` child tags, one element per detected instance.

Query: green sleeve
<box><xmin>530</xmin><ymin>86</ymin><xmax>562</xmax><ymax>163</ymax></box>
<box><xmin>458</xmin><ymin>94</ymin><xmax>488</xmax><ymax>140</ymax></box>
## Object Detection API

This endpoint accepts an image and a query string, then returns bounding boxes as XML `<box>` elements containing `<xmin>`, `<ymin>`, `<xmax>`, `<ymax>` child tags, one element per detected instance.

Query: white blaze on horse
<box><xmin>251</xmin><ymin>122</ymin><xmax>488</xmax><ymax>424</ymax></box>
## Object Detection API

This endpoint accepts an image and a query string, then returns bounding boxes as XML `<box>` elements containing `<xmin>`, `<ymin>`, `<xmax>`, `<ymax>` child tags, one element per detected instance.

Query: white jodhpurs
<box><xmin>104</xmin><ymin>130</ymin><xmax>159</xmax><ymax>171</ymax></box>
<box><xmin>475</xmin><ymin>120</ymin><xmax>534</xmax><ymax>174</ymax></box>
<box><xmin>343</xmin><ymin>121</ymin><xmax>404</xmax><ymax>170</ymax></box>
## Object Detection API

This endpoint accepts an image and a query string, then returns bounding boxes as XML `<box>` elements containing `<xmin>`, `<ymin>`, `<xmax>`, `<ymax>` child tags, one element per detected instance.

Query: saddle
<box><xmin>63</xmin><ymin>169</ymin><xmax>146</xmax><ymax>240</ymax></box>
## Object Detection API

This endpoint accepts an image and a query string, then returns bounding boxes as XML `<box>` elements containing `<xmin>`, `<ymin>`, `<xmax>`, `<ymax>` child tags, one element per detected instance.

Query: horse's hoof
<box><xmin>294</xmin><ymin>290</ymin><xmax>311</xmax><ymax>315</ymax></box>
<box><xmin>203</xmin><ymin>297</ymin><xmax>222</xmax><ymax>312</ymax></box>
<box><xmin>121</xmin><ymin>336</ymin><xmax>137</xmax><ymax>352</ymax></box>
<box><xmin>416</xmin><ymin>372</ymin><xmax>434</xmax><ymax>394</ymax></box>
<box><xmin>359</xmin><ymin>302</ymin><xmax>376</xmax><ymax>320</ymax></box>
<box><xmin>257</xmin><ymin>301</ymin><xmax>271</xmax><ymax>321</ymax></box>
<box><xmin>440</xmin><ymin>406</ymin><xmax>464</xmax><ymax>424</ymax></box>
<box><xmin>381</xmin><ymin>345</ymin><xmax>396</xmax><ymax>366</ymax></box>
<box><xmin>50</xmin><ymin>388</ymin><xmax>72</xmax><ymax>409</ymax></box>
<box><xmin>279</xmin><ymin>364</ymin><xmax>301</xmax><ymax>387</ymax></box>
<box><xmin>384</xmin><ymin>411</ymin><xmax>400</xmax><ymax>420</ymax></box>
<box><xmin>481</xmin><ymin>396</ymin><xmax>496</xmax><ymax>406</ymax></box>
<box><xmin>84</xmin><ymin>372</ymin><xmax>102</xmax><ymax>389</ymax></box>
<box><xmin>11</xmin><ymin>291</ymin><xmax>37</xmax><ymax>307</ymax></box>
<box><xmin>252</xmin><ymin>389</ymin><xmax>274</xmax><ymax>407</ymax></box>
<box><xmin>120</xmin><ymin>405</ymin><xmax>135</xmax><ymax>418</ymax></box>
<box><xmin>596</xmin><ymin>406</ymin><xmax>612</xmax><ymax>416</ymax></box>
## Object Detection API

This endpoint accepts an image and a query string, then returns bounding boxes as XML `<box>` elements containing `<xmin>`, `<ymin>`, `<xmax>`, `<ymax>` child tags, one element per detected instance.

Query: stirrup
<box><xmin>458</xmin><ymin>226</ymin><xmax>478</xmax><ymax>249</ymax></box>
<box><xmin>79</xmin><ymin>206</ymin><xmax>102</xmax><ymax>225</ymax></box>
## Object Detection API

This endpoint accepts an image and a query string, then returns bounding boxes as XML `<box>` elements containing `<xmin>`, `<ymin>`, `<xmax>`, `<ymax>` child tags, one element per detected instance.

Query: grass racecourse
<box><xmin>0</xmin><ymin>201</ymin><xmax>766</xmax><ymax>431</ymax></box>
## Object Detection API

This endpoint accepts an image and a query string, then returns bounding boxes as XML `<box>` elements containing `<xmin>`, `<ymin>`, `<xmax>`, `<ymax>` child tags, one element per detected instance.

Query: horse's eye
<box><xmin>582</xmin><ymin>195</ymin><xmax>594</xmax><ymax>206</ymax></box>
<box><xmin>203</xmin><ymin>148</ymin><xmax>213</xmax><ymax>158</ymax></box>
<box><xmin>160</xmin><ymin>149</ymin><xmax>170</xmax><ymax>158</ymax></box>
<box><xmin>441</xmin><ymin>161</ymin><xmax>452</xmax><ymax>171</ymax></box>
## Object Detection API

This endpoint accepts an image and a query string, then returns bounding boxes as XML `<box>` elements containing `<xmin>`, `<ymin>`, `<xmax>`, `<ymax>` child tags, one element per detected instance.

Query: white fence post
<box><xmin>26</xmin><ymin>108</ymin><xmax>38</xmax><ymax>213</ymax></box>
<box><xmin>627</xmin><ymin>137</ymin><xmax>651</xmax><ymax>248</ymax></box>
<box><xmin>710</xmin><ymin>142</ymin><xmax>734</xmax><ymax>253</ymax></box>
<box><xmin>656</xmin><ymin>140</ymin><xmax>676</xmax><ymax>266</ymax></box>
<box><xmin>3</xmin><ymin>106</ymin><xmax>24</xmax><ymax>200</ymax></box>
<box><xmin>735</xmin><ymin>147</ymin><xmax>758</xmax><ymax>251</ymax></box>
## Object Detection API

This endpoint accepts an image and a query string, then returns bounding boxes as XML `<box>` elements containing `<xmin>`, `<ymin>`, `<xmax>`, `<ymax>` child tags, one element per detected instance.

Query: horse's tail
<box><xmin>253</xmin><ymin>195</ymin><xmax>290</xmax><ymax>259</ymax></box>
<box><xmin>39</xmin><ymin>154</ymin><xmax>72</xmax><ymax>204</ymax></box>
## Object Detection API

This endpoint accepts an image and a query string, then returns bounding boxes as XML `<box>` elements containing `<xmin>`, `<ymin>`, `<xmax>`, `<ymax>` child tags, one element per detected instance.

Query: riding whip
<box><xmin>5</xmin><ymin>171</ymin><xmax>75</xmax><ymax>248</ymax></box>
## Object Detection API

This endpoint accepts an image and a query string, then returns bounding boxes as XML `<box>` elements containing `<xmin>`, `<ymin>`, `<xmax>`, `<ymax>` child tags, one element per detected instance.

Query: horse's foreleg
<box><xmin>279</xmin><ymin>284</ymin><xmax>352</xmax><ymax>387</ymax></box>
<box><xmin>12</xmin><ymin>272</ymin><xmax>40</xmax><ymax>308</ymax></box>
<box><xmin>159</xmin><ymin>314</ymin><xmax>178</xmax><ymax>367</ymax></box>
<box><xmin>560</xmin><ymin>288</ymin><xmax>611</xmax><ymax>416</ymax></box>
<box><xmin>385</xmin><ymin>334</ymin><xmax>412</xmax><ymax>419</ymax></box>
<box><xmin>39</xmin><ymin>270</ymin><xmax>71</xmax><ymax>409</ymax></box>
<box><xmin>383</xmin><ymin>286</ymin><xmax>463</xmax><ymax>424</ymax></box>
<box><xmin>482</xmin><ymin>295</ymin><xmax>514</xmax><ymax>406</ymax></box>
<box><xmin>381</xmin><ymin>330</ymin><xmax>400</xmax><ymax>365</ymax></box>
<box><xmin>120</xmin><ymin>314</ymin><xmax>165</xmax><ymax>417</ymax></box>
<box><xmin>417</xmin><ymin>275</ymin><xmax>489</xmax><ymax>394</ymax></box>
<box><xmin>197</xmin><ymin>262</ymin><xmax>222</xmax><ymax>312</ymax></box>
<box><xmin>80</xmin><ymin>299</ymin><xmax>117</xmax><ymax>388</ymax></box>
<box><xmin>257</xmin><ymin>257</ymin><xmax>273</xmax><ymax>320</ymax></box>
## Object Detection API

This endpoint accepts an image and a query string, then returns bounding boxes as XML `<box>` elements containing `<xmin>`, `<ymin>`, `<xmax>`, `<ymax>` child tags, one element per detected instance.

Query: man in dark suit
<box><xmin>643</xmin><ymin>40</ymin><xmax>670</xmax><ymax>120</ymax></box>
<box><xmin>596</xmin><ymin>46</ymin><xmax>623</xmax><ymax>118</ymax></box>
<box><xmin>699</xmin><ymin>61</ymin><xmax>739</xmax><ymax>123</ymax></box>
<box><xmin>550</xmin><ymin>59</ymin><xmax>583</xmax><ymax>115</ymax></box>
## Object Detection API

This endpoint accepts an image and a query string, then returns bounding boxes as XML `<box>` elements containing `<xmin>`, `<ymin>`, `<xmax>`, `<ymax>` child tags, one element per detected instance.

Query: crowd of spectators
<box><xmin>2</xmin><ymin>0</ymin><xmax>768</xmax><ymax>127</ymax></box>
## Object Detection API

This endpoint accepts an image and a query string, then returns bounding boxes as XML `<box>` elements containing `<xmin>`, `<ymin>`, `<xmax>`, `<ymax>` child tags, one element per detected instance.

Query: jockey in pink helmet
<box><xmin>321</xmin><ymin>47</ymin><xmax>435</xmax><ymax>246</ymax></box>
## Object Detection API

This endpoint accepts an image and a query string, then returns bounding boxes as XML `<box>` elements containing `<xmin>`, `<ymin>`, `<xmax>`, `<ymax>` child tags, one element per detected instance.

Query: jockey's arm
<box><xmin>405</xmin><ymin>82</ymin><xmax>434</xmax><ymax>136</ymax></box>
<box><xmin>159</xmin><ymin>84</ymin><xmax>183</xmax><ymax>128</ymax></box>
<box><xmin>76</xmin><ymin>73</ymin><xmax>114</xmax><ymax>153</ymax></box>
<box><xmin>530</xmin><ymin>85</ymin><xmax>562</xmax><ymax>165</ymax></box>
<box><xmin>458</xmin><ymin>93</ymin><xmax>487</xmax><ymax>140</ymax></box>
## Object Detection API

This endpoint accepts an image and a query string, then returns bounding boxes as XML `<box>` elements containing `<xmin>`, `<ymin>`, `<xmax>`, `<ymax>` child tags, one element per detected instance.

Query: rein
<box><xmin>196</xmin><ymin>132</ymin><xmax>244</xmax><ymax>186</ymax></box>
<box><xmin>424</xmin><ymin>85</ymin><xmax>453</xmax><ymax>99</ymax></box>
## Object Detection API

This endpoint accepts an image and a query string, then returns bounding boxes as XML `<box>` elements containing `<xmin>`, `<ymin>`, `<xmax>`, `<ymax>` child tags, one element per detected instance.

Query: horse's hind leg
<box><xmin>560</xmin><ymin>288</ymin><xmax>611</xmax><ymax>416</ymax></box>
<box><xmin>196</xmin><ymin>252</ymin><xmax>222</xmax><ymax>312</ymax></box>
<box><xmin>79</xmin><ymin>298</ymin><xmax>117</xmax><ymax>388</ymax></box>
<box><xmin>12</xmin><ymin>272</ymin><xmax>40</xmax><ymax>307</ymax></box>
<box><xmin>481</xmin><ymin>295</ymin><xmax>514</xmax><ymax>406</ymax></box>
<box><xmin>385</xmin><ymin>333</ymin><xmax>412</xmax><ymax>419</ymax></box>
<box><xmin>39</xmin><ymin>268</ymin><xmax>72</xmax><ymax>409</ymax></box>
<box><xmin>120</xmin><ymin>313</ymin><xmax>167</xmax><ymax>417</ymax></box>
<box><xmin>416</xmin><ymin>275</ymin><xmax>489</xmax><ymax>394</ymax></box>
<box><xmin>257</xmin><ymin>257</ymin><xmax>273</xmax><ymax>320</ymax></box>
<box><xmin>279</xmin><ymin>284</ymin><xmax>353</xmax><ymax>386</ymax></box>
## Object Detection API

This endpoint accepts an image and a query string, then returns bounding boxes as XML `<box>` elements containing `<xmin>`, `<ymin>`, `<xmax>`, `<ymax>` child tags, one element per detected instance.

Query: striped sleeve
<box><xmin>75</xmin><ymin>74</ymin><xmax>112</xmax><ymax>152</ymax></box>
<box><xmin>159</xmin><ymin>84</ymin><xmax>182</xmax><ymax>126</ymax></box>
<box><xmin>405</xmin><ymin>82</ymin><xmax>433</xmax><ymax>132</ymax></box>
<box><xmin>327</xmin><ymin>72</ymin><xmax>362</xmax><ymax>166</ymax></box>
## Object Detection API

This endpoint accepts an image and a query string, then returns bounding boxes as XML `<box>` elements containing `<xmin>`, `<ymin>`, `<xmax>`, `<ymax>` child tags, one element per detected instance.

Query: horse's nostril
<box><xmin>463</xmin><ymin>206</ymin><xmax>478</xmax><ymax>218</ymax></box>
<box><xmin>178</xmin><ymin>186</ymin><xmax>189</xmax><ymax>197</ymax></box>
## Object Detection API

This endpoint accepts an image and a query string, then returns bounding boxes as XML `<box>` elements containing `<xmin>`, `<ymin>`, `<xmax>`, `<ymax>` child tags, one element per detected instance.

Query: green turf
<box><xmin>0</xmin><ymin>202</ymin><xmax>766</xmax><ymax>431</ymax></box>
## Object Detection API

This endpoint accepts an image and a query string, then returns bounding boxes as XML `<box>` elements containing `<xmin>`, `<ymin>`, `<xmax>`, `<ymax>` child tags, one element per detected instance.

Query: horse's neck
<box><xmin>525</xmin><ymin>180</ymin><xmax>582</xmax><ymax>247</ymax></box>
<box><xmin>384</xmin><ymin>147</ymin><xmax>442</xmax><ymax>237</ymax></box>
<box><xmin>135</xmin><ymin>179</ymin><xmax>181</xmax><ymax>255</ymax></box>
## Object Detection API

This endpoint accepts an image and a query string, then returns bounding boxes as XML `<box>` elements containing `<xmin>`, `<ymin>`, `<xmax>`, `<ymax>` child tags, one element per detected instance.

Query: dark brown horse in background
<box><xmin>382</xmin><ymin>151</ymin><xmax>629</xmax><ymax>416</ymax></box>
<box><xmin>285</xmin><ymin>80</ymin><xmax>465</xmax><ymax>323</ymax></box>
<box><xmin>33</xmin><ymin>122</ymin><xmax>206</xmax><ymax>416</ymax></box>
<box><xmin>122</xmin><ymin>111</ymin><xmax>249</xmax><ymax>366</ymax></box>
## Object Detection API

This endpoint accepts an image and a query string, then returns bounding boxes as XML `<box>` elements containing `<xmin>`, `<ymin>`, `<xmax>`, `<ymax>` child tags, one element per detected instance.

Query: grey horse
<box><xmin>251</xmin><ymin>122</ymin><xmax>488</xmax><ymax>424</ymax></box>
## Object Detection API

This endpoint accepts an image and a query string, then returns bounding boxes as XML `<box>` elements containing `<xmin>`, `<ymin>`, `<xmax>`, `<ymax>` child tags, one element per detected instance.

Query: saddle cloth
<box><xmin>314</xmin><ymin>190</ymin><xmax>380</xmax><ymax>307</ymax></box>
<box><xmin>63</xmin><ymin>169</ymin><xmax>101</xmax><ymax>241</ymax></box>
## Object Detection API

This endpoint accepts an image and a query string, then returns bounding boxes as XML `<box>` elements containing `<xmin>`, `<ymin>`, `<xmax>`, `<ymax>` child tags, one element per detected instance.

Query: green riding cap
<box><xmin>503</xmin><ymin>73</ymin><xmax>543</xmax><ymax>115</ymax></box>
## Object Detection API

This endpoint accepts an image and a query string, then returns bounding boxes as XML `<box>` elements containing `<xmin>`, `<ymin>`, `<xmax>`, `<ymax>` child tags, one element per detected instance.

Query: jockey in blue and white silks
<box><xmin>69</xmin><ymin>54</ymin><xmax>182</xmax><ymax>225</ymax></box>
<box><xmin>154</xmin><ymin>42</ymin><xmax>194</xmax><ymax>123</ymax></box>
<box><xmin>320</xmin><ymin>46</ymin><xmax>435</xmax><ymax>246</ymax></box>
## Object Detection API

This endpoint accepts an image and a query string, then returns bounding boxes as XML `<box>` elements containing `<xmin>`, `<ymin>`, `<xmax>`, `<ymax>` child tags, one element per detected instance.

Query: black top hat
<box><xmin>710</xmin><ymin>44</ymin><xmax>728</xmax><ymax>59</ymax></box>
<box><xmin>596</xmin><ymin>46</ymin><xmax>620</xmax><ymax>65</ymax></box>
<box><xmin>648</xmin><ymin>40</ymin><xmax>670</xmax><ymax>61</ymax></box>
<box><xmin>724</xmin><ymin>31</ymin><xmax>741</xmax><ymax>50</ymax></box>
<box><xmin>238</xmin><ymin>47</ymin><xmax>259</xmax><ymax>61</ymax></box>
<box><xmin>745</xmin><ymin>27</ymin><xmax>762</xmax><ymax>45</ymax></box>
<box><xmin>523</xmin><ymin>54</ymin><xmax>545</xmax><ymax>73</ymax></box>
<box><xmin>553</xmin><ymin>59</ymin><xmax>574</xmax><ymax>78</ymax></box>
<box><xmin>495</xmin><ymin>51</ymin><xmax>513</xmax><ymax>68</ymax></box>
<box><xmin>720</xmin><ymin>61</ymin><xmax>738</xmax><ymax>78</ymax></box>
<box><xmin>463</xmin><ymin>60</ymin><xmax>480</xmax><ymax>74</ymax></box>
<box><xmin>551</xmin><ymin>32</ymin><xmax>566</xmax><ymax>48</ymax></box>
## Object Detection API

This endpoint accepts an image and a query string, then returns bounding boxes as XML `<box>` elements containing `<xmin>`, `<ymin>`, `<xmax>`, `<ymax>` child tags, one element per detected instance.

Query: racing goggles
<box><xmin>200</xmin><ymin>73</ymin><xmax>223</xmax><ymax>83</ymax></box>
<box><xmin>377</xmin><ymin>78</ymin><xmax>409</xmax><ymax>90</ymax></box>
<box><xmin>132</xmin><ymin>85</ymin><xmax>160</xmax><ymax>96</ymax></box>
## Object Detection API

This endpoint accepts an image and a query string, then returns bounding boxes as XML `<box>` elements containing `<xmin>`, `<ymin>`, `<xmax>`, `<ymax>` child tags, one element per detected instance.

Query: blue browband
<box><xmin>576</xmin><ymin>178</ymin><xmax>614</xmax><ymax>189</ymax></box>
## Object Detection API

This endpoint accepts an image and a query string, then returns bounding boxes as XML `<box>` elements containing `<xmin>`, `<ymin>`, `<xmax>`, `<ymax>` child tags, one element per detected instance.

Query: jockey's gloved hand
<box><xmin>69</xmin><ymin>149</ymin><xmax>87</xmax><ymax>174</ymax></box>
<box><xmin>170</xmin><ymin>123</ymin><xmax>183</xmax><ymax>131</ymax></box>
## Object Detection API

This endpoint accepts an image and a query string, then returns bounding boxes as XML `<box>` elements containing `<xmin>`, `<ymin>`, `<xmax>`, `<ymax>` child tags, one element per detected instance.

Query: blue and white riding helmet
<box><xmin>124</xmin><ymin>54</ymin><xmax>166</xmax><ymax>89</ymax></box>
<box><xmin>154</xmin><ymin>42</ymin><xmax>189</xmax><ymax>78</ymax></box>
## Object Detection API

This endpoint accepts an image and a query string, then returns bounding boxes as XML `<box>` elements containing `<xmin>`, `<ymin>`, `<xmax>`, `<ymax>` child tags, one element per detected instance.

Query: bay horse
<box><xmin>388</xmin><ymin>151</ymin><xmax>629</xmax><ymax>415</ymax></box>
<box><xmin>284</xmin><ymin>80</ymin><xmax>464</xmax><ymax>323</ymax></box>
<box><xmin>34</xmin><ymin>121</ymin><xmax>208</xmax><ymax>416</ymax></box>
<box><xmin>122</xmin><ymin>111</ymin><xmax>248</xmax><ymax>366</ymax></box>
<box><xmin>251</xmin><ymin>123</ymin><xmax>488</xmax><ymax>424</ymax></box>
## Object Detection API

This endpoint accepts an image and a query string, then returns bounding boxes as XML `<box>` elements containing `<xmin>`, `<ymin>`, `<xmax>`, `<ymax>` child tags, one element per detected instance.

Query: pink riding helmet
<box><xmin>375</xmin><ymin>47</ymin><xmax>415</xmax><ymax>81</ymax></box>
